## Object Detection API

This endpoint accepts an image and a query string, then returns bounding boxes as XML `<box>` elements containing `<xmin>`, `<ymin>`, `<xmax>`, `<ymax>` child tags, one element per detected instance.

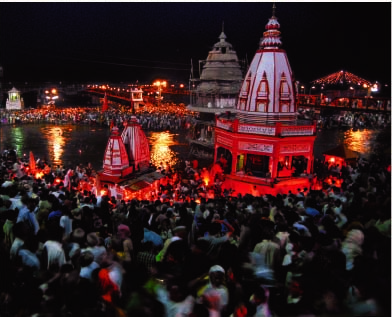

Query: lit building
<box><xmin>6</xmin><ymin>87</ymin><xmax>24</xmax><ymax>110</ymax></box>
<box><xmin>129</xmin><ymin>86</ymin><xmax>144</xmax><ymax>111</ymax></box>
<box><xmin>187</xmin><ymin>26</ymin><xmax>244</xmax><ymax>158</ymax></box>
<box><xmin>214</xmin><ymin>5</ymin><xmax>317</xmax><ymax>196</ymax></box>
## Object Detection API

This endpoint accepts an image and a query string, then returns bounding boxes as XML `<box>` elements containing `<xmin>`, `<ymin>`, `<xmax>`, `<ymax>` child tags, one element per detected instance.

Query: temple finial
<box><xmin>222</xmin><ymin>21</ymin><xmax>224</xmax><ymax>33</ymax></box>
<box><xmin>272</xmin><ymin>2</ymin><xmax>276</xmax><ymax>18</ymax></box>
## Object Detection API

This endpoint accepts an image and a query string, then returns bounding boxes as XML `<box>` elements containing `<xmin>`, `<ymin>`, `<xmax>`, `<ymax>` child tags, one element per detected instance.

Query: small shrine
<box><xmin>129</xmin><ymin>87</ymin><xmax>144</xmax><ymax>110</ymax></box>
<box><xmin>96</xmin><ymin>117</ymin><xmax>164</xmax><ymax>201</ymax></box>
<box><xmin>6</xmin><ymin>87</ymin><xmax>24</xmax><ymax>110</ymax></box>
<box><xmin>214</xmin><ymin>5</ymin><xmax>317</xmax><ymax>196</ymax></box>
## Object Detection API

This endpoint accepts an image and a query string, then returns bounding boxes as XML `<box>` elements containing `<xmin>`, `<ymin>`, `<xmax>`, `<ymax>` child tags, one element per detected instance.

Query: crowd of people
<box><xmin>0</xmin><ymin>125</ymin><xmax>390</xmax><ymax>317</ymax></box>
<box><xmin>318</xmin><ymin>111</ymin><xmax>390</xmax><ymax>130</ymax></box>
<box><xmin>0</xmin><ymin>102</ymin><xmax>197</xmax><ymax>133</ymax></box>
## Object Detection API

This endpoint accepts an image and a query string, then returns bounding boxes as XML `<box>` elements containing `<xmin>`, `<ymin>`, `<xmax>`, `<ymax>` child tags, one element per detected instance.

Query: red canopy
<box><xmin>323</xmin><ymin>144</ymin><xmax>359</xmax><ymax>160</ymax></box>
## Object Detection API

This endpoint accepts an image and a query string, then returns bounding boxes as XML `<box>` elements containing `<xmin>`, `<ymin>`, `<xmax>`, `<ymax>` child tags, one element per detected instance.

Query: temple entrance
<box><xmin>246</xmin><ymin>154</ymin><xmax>270</xmax><ymax>177</ymax></box>
<box><xmin>216</xmin><ymin>147</ymin><xmax>232</xmax><ymax>174</ymax></box>
<box><xmin>292</xmin><ymin>155</ymin><xmax>308</xmax><ymax>176</ymax></box>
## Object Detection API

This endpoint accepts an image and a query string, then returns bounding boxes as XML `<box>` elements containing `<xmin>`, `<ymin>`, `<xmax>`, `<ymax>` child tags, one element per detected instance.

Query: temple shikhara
<box><xmin>97</xmin><ymin>117</ymin><xmax>164</xmax><ymax>201</ymax></box>
<box><xmin>214</xmin><ymin>5</ymin><xmax>317</xmax><ymax>195</ymax></box>
<box><xmin>187</xmin><ymin>26</ymin><xmax>244</xmax><ymax>159</ymax></box>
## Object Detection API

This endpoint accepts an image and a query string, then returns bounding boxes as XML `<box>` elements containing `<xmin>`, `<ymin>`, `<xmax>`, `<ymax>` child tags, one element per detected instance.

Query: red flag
<box><xmin>102</xmin><ymin>93</ymin><xmax>108</xmax><ymax>112</ymax></box>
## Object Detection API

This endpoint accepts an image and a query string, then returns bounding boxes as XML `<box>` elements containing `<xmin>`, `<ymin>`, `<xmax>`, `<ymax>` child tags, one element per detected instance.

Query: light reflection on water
<box><xmin>0</xmin><ymin>124</ymin><xmax>387</xmax><ymax>171</ymax></box>
<box><xmin>343</xmin><ymin>128</ymin><xmax>374</xmax><ymax>154</ymax></box>
<box><xmin>43</xmin><ymin>126</ymin><xmax>66</xmax><ymax>166</ymax></box>
<box><xmin>147</xmin><ymin>131</ymin><xmax>180</xmax><ymax>169</ymax></box>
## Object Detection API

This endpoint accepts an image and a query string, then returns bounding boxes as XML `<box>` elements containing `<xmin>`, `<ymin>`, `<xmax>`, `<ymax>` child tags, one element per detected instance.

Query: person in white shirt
<box><xmin>59</xmin><ymin>206</ymin><xmax>73</xmax><ymax>239</ymax></box>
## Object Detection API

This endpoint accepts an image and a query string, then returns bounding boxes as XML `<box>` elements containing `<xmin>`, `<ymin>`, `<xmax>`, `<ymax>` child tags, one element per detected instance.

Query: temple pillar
<box><xmin>231</xmin><ymin>139</ymin><xmax>239</xmax><ymax>176</ymax></box>
<box><xmin>271</xmin><ymin>151</ymin><xmax>279</xmax><ymax>179</ymax></box>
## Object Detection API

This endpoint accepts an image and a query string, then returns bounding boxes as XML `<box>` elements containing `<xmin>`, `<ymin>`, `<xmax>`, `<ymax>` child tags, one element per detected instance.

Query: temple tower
<box><xmin>214</xmin><ymin>5</ymin><xmax>317</xmax><ymax>195</ymax></box>
<box><xmin>121</xmin><ymin>116</ymin><xmax>151</xmax><ymax>172</ymax></box>
<box><xmin>101</xmin><ymin>126</ymin><xmax>130</xmax><ymax>180</ymax></box>
<box><xmin>187</xmin><ymin>25</ymin><xmax>244</xmax><ymax>158</ymax></box>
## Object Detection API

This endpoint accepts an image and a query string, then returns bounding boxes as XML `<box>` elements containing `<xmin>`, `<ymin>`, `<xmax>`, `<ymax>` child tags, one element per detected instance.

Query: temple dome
<box><xmin>235</xmin><ymin>5</ymin><xmax>296</xmax><ymax>124</ymax></box>
<box><xmin>188</xmin><ymin>27</ymin><xmax>244</xmax><ymax>112</ymax></box>
<box><xmin>197</xmin><ymin>30</ymin><xmax>243</xmax><ymax>91</ymax></box>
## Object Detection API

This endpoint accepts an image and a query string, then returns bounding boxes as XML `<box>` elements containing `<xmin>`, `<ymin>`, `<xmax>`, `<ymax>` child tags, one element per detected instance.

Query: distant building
<box><xmin>6</xmin><ymin>87</ymin><xmax>24</xmax><ymax>110</ymax></box>
<box><xmin>130</xmin><ymin>87</ymin><xmax>144</xmax><ymax>111</ymax></box>
<box><xmin>187</xmin><ymin>27</ymin><xmax>244</xmax><ymax>159</ymax></box>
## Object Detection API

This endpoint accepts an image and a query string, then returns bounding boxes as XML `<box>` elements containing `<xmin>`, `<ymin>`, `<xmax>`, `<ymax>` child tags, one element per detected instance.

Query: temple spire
<box><xmin>272</xmin><ymin>2</ymin><xmax>276</xmax><ymax>18</ymax></box>
<box><xmin>222</xmin><ymin>21</ymin><xmax>224</xmax><ymax>33</ymax></box>
<box><xmin>260</xmin><ymin>3</ymin><xmax>282</xmax><ymax>49</ymax></box>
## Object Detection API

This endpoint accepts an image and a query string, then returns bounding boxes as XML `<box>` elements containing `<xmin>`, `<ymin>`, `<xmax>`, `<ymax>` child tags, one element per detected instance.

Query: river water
<box><xmin>0</xmin><ymin>123</ymin><xmax>389</xmax><ymax>171</ymax></box>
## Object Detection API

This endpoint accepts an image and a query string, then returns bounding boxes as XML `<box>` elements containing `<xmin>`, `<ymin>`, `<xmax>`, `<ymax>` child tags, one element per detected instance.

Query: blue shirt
<box><xmin>17</xmin><ymin>205</ymin><xmax>40</xmax><ymax>234</ymax></box>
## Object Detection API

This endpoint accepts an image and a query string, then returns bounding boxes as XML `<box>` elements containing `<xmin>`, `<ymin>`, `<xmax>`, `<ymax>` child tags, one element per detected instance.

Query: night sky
<box><xmin>0</xmin><ymin>2</ymin><xmax>390</xmax><ymax>86</ymax></box>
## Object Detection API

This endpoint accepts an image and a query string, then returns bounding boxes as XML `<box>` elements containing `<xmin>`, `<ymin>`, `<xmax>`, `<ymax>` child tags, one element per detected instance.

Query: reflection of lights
<box><xmin>344</xmin><ymin>129</ymin><xmax>373</xmax><ymax>154</ymax></box>
<box><xmin>10</xmin><ymin>127</ymin><xmax>24</xmax><ymax>157</ymax></box>
<box><xmin>148</xmin><ymin>132</ymin><xmax>179</xmax><ymax>168</ymax></box>
<box><xmin>42</xmin><ymin>127</ymin><xmax>65</xmax><ymax>167</ymax></box>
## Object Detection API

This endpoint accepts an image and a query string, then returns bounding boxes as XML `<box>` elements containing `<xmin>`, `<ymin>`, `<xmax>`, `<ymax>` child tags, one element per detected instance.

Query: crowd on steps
<box><xmin>0</xmin><ymin>138</ymin><xmax>390</xmax><ymax>316</ymax></box>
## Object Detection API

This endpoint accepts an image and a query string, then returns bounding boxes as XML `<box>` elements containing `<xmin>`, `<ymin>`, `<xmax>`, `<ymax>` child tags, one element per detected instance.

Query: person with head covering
<box><xmin>116</xmin><ymin>224</ymin><xmax>133</xmax><ymax>265</ymax></box>
<box><xmin>341</xmin><ymin>229</ymin><xmax>364</xmax><ymax>271</ymax></box>
<box><xmin>197</xmin><ymin>265</ymin><xmax>229</xmax><ymax>317</ymax></box>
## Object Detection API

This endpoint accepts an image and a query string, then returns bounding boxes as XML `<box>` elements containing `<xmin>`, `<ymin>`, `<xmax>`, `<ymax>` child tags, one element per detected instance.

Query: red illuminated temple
<box><xmin>214</xmin><ymin>6</ymin><xmax>316</xmax><ymax>196</ymax></box>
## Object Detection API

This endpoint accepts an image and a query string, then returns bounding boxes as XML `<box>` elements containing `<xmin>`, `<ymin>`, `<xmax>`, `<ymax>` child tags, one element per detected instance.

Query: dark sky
<box><xmin>0</xmin><ymin>2</ymin><xmax>390</xmax><ymax>86</ymax></box>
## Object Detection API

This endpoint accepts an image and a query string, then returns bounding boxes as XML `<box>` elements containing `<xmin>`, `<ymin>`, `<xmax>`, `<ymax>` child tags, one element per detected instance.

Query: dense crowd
<box><xmin>0</xmin><ymin>103</ymin><xmax>197</xmax><ymax>133</ymax></box>
<box><xmin>318</xmin><ymin>111</ymin><xmax>390</xmax><ymax>130</ymax></box>
<box><xmin>0</xmin><ymin>132</ymin><xmax>390</xmax><ymax>316</ymax></box>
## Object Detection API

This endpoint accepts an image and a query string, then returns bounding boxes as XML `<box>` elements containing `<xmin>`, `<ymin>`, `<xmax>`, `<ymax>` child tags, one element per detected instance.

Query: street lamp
<box><xmin>363</xmin><ymin>82</ymin><xmax>379</xmax><ymax>108</ymax></box>
<box><xmin>301</xmin><ymin>85</ymin><xmax>305</xmax><ymax>95</ymax></box>
<box><xmin>309</xmin><ymin>86</ymin><xmax>315</xmax><ymax>95</ymax></box>
<box><xmin>153</xmin><ymin>80</ymin><xmax>167</xmax><ymax>102</ymax></box>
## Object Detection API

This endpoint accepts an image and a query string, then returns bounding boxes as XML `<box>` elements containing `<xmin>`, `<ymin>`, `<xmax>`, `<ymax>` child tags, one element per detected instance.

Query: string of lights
<box><xmin>311</xmin><ymin>70</ymin><xmax>371</xmax><ymax>86</ymax></box>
